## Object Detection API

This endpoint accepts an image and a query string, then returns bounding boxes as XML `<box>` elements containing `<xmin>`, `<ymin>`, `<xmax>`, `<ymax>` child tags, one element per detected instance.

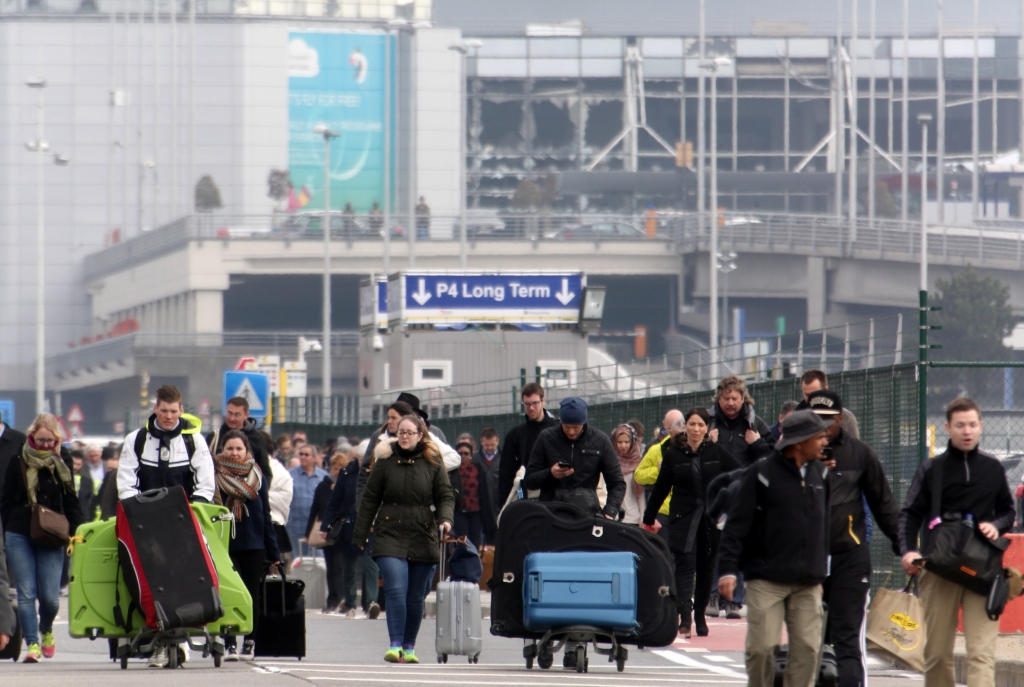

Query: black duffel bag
<box><xmin>923</xmin><ymin>455</ymin><xmax>1009</xmax><ymax>596</ymax></box>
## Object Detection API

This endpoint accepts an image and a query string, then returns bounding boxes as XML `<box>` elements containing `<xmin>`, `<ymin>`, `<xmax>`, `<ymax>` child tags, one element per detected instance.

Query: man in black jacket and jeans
<box><xmin>808</xmin><ymin>390</ymin><xmax>901</xmax><ymax>687</ymax></box>
<box><xmin>718</xmin><ymin>409</ymin><xmax>830</xmax><ymax>687</ymax></box>
<box><xmin>900</xmin><ymin>397</ymin><xmax>1014</xmax><ymax>687</ymax></box>
<box><xmin>498</xmin><ymin>382</ymin><xmax>558</xmax><ymax>504</ymax></box>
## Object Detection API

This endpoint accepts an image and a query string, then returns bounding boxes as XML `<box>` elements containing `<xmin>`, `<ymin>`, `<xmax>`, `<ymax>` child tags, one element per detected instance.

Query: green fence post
<box><xmin>918</xmin><ymin>290</ymin><xmax>929</xmax><ymax>463</ymax></box>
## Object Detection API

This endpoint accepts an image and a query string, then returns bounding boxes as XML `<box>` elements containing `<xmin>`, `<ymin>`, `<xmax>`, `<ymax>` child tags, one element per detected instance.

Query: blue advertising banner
<box><xmin>389</xmin><ymin>272</ymin><xmax>585</xmax><ymax>325</ymax></box>
<box><xmin>288</xmin><ymin>31</ymin><xmax>395</xmax><ymax>213</ymax></box>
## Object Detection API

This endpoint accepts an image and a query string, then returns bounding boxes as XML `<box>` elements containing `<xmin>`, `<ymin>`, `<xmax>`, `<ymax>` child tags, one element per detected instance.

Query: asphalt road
<box><xmin>0</xmin><ymin>598</ymin><xmax>926</xmax><ymax>686</ymax></box>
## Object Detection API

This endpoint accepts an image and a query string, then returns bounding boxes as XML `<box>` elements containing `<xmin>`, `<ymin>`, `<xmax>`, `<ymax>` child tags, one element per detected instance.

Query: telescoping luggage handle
<box><xmin>264</xmin><ymin>563</ymin><xmax>290</xmax><ymax>617</ymax></box>
<box><xmin>437</xmin><ymin>526</ymin><xmax>469</xmax><ymax>582</ymax></box>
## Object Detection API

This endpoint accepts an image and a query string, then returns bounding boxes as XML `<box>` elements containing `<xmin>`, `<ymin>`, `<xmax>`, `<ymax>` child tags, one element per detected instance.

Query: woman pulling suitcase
<box><xmin>642</xmin><ymin>408</ymin><xmax>740</xmax><ymax>638</ymax></box>
<box><xmin>213</xmin><ymin>430</ymin><xmax>280</xmax><ymax>661</ymax></box>
<box><xmin>353</xmin><ymin>415</ymin><xmax>454</xmax><ymax>664</ymax></box>
<box><xmin>0</xmin><ymin>413</ymin><xmax>85</xmax><ymax>663</ymax></box>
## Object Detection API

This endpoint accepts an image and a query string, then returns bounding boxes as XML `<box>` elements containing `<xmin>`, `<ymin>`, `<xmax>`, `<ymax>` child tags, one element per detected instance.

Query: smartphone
<box><xmin>557</xmin><ymin>460</ymin><xmax>572</xmax><ymax>469</ymax></box>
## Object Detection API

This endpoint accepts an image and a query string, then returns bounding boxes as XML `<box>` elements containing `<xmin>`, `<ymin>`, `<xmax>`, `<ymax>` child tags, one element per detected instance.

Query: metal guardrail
<box><xmin>83</xmin><ymin>210</ymin><xmax>1024</xmax><ymax>282</ymax></box>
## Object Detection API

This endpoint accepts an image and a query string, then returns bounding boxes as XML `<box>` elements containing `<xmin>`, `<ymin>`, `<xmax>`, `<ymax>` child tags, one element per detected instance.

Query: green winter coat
<box><xmin>353</xmin><ymin>438</ymin><xmax>455</xmax><ymax>563</ymax></box>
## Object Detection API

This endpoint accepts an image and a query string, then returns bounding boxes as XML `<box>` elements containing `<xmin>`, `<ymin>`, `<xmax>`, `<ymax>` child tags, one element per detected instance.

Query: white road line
<box><xmin>305</xmin><ymin>678</ymin><xmax>744</xmax><ymax>686</ymax></box>
<box><xmin>653</xmin><ymin>650</ymin><xmax>748</xmax><ymax>679</ymax></box>
<box><xmin>703</xmin><ymin>655</ymin><xmax>736</xmax><ymax>663</ymax></box>
<box><xmin>280</xmin><ymin>667</ymin><xmax>715</xmax><ymax>680</ymax></box>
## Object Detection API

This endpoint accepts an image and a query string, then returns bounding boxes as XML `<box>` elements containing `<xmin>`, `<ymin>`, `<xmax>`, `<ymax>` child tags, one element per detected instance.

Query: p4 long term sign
<box><xmin>389</xmin><ymin>271</ymin><xmax>585</xmax><ymax>326</ymax></box>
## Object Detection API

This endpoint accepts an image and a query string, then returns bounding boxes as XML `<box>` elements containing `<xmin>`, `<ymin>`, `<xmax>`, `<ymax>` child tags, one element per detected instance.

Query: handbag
<box><xmin>306</xmin><ymin>518</ymin><xmax>329</xmax><ymax>549</ymax></box>
<box><xmin>922</xmin><ymin>455</ymin><xmax>1008</xmax><ymax>596</ymax></box>
<box><xmin>20</xmin><ymin>457</ymin><xmax>70</xmax><ymax>548</ymax></box>
<box><xmin>865</xmin><ymin>578</ymin><xmax>926</xmax><ymax>672</ymax></box>
<box><xmin>324</xmin><ymin>514</ymin><xmax>354</xmax><ymax>546</ymax></box>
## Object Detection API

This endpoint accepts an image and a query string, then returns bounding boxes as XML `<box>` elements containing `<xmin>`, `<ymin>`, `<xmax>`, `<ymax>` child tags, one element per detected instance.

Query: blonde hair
<box><xmin>331</xmin><ymin>453</ymin><xmax>351</xmax><ymax>470</ymax></box>
<box><xmin>27</xmin><ymin>413</ymin><xmax>62</xmax><ymax>444</ymax></box>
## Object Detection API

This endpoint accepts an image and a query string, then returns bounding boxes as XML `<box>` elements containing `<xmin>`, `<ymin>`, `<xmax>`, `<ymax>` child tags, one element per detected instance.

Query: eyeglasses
<box><xmin>397</xmin><ymin>430</ymin><xmax>421</xmax><ymax>438</ymax></box>
<box><xmin>458</xmin><ymin>451</ymin><xmax>472</xmax><ymax>457</ymax></box>
<box><xmin>34</xmin><ymin>438</ymin><xmax>57</xmax><ymax>447</ymax></box>
<box><xmin>523</xmin><ymin>401</ymin><xmax>542</xmax><ymax>408</ymax></box>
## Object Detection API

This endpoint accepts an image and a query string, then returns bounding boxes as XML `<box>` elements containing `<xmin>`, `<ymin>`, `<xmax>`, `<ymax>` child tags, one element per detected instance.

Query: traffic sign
<box><xmin>389</xmin><ymin>271</ymin><xmax>585</xmax><ymax>326</ymax></box>
<box><xmin>0</xmin><ymin>399</ymin><xmax>14</xmax><ymax>429</ymax></box>
<box><xmin>235</xmin><ymin>357</ymin><xmax>257</xmax><ymax>371</ymax></box>
<box><xmin>223</xmin><ymin>371</ymin><xmax>270</xmax><ymax>419</ymax></box>
<box><xmin>66</xmin><ymin>404</ymin><xmax>85</xmax><ymax>424</ymax></box>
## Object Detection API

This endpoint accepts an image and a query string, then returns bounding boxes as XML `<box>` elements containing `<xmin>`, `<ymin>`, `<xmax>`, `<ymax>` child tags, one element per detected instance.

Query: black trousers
<box><xmin>823</xmin><ymin>545</ymin><xmax>872</xmax><ymax>687</ymax></box>
<box><xmin>227</xmin><ymin>549</ymin><xmax>266</xmax><ymax>646</ymax></box>
<box><xmin>454</xmin><ymin>511</ymin><xmax>483</xmax><ymax>549</ymax></box>
<box><xmin>673</xmin><ymin>523</ymin><xmax>715</xmax><ymax>627</ymax></box>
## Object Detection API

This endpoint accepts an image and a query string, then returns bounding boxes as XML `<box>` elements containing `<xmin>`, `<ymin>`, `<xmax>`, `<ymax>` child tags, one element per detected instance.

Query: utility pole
<box><xmin>315</xmin><ymin>125</ymin><xmax>340</xmax><ymax>402</ymax></box>
<box><xmin>918</xmin><ymin>112</ymin><xmax>933</xmax><ymax>463</ymax></box>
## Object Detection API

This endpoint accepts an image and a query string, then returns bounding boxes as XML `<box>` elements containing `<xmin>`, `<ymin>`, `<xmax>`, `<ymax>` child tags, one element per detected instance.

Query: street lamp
<box><xmin>917</xmin><ymin>113</ymin><xmax>932</xmax><ymax>293</ymax></box>
<box><xmin>449</xmin><ymin>39</ymin><xmax>484</xmax><ymax>270</ymax></box>
<box><xmin>314</xmin><ymin>124</ymin><xmax>340</xmax><ymax>402</ymax></box>
<box><xmin>700</xmin><ymin>56</ymin><xmax>731</xmax><ymax>357</ymax></box>
<box><xmin>717</xmin><ymin>251</ymin><xmax>738</xmax><ymax>344</ymax></box>
<box><xmin>917</xmin><ymin>110</ymin><xmax>933</xmax><ymax>464</ymax></box>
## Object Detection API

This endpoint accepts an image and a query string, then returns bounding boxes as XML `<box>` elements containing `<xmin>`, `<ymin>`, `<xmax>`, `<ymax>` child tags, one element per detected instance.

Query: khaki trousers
<box><xmin>745</xmin><ymin>579</ymin><xmax>824</xmax><ymax>687</ymax></box>
<box><xmin>919</xmin><ymin>571</ymin><xmax>997</xmax><ymax>687</ymax></box>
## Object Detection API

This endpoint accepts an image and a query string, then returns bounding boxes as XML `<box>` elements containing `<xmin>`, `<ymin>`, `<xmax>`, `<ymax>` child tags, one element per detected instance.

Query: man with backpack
<box><xmin>717</xmin><ymin>409</ymin><xmax>831</xmax><ymax>687</ymax></box>
<box><xmin>900</xmin><ymin>397</ymin><xmax>1015</xmax><ymax>687</ymax></box>
<box><xmin>117</xmin><ymin>384</ymin><xmax>216</xmax><ymax>504</ymax></box>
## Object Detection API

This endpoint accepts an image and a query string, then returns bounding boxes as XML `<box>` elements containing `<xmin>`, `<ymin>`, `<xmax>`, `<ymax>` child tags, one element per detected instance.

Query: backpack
<box><xmin>134</xmin><ymin>427</ymin><xmax>196</xmax><ymax>466</ymax></box>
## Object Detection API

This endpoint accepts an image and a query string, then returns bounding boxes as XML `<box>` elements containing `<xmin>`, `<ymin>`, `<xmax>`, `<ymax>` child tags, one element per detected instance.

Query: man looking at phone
<box><xmin>807</xmin><ymin>390</ymin><xmax>902</xmax><ymax>687</ymax></box>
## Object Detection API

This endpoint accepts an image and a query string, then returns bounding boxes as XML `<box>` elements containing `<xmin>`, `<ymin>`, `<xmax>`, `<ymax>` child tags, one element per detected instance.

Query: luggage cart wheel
<box><xmin>575</xmin><ymin>646</ymin><xmax>586</xmax><ymax>673</ymax></box>
<box><xmin>537</xmin><ymin>651</ymin><xmax>553</xmax><ymax>670</ymax></box>
<box><xmin>214</xmin><ymin>653</ymin><xmax>222</xmax><ymax>668</ymax></box>
<box><xmin>616</xmin><ymin>657</ymin><xmax>625</xmax><ymax>673</ymax></box>
<box><xmin>526</xmin><ymin>656</ymin><xmax>534</xmax><ymax>670</ymax></box>
<box><xmin>120</xmin><ymin>655</ymin><xmax>129</xmax><ymax>670</ymax></box>
<box><xmin>166</xmin><ymin>644</ymin><xmax>179</xmax><ymax>670</ymax></box>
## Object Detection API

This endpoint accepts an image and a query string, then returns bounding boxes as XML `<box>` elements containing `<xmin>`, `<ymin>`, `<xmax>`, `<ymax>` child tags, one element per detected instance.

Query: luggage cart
<box><xmin>522</xmin><ymin>625</ymin><xmax>629</xmax><ymax>673</ymax></box>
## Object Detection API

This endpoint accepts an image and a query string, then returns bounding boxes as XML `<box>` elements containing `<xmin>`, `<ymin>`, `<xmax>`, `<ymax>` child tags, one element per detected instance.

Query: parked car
<box><xmin>282</xmin><ymin>211</ymin><xmax>403</xmax><ymax>238</ymax></box>
<box><xmin>544</xmin><ymin>219</ymin><xmax>645</xmax><ymax>240</ymax></box>
<box><xmin>457</xmin><ymin>209</ymin><xmax>510</xmax><ymax>239</ymax></box>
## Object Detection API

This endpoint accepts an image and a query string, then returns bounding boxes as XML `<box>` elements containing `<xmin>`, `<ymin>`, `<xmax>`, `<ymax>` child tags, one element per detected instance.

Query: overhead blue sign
<box><xmin>0</xmin><ymin>400</ymin><xmax>14</xmax><ymax>429</ymax></box>
<box><xmin>390</xmin><ymin>272</ymin><xmax>585</xmax><ymax>325</ymax></box>
<box><xmin>359</xmin><ymin>276</ymin><xmax>388</xmax><ymax>329</ymax></box>
<box><xmin>223</xmin><ymin>372</ymin><xmax>270</xmax><ymax>420</ymax></box>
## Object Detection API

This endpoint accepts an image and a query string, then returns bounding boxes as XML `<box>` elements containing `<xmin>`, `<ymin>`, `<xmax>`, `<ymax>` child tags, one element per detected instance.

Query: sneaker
<box><xmin>241</xmin><ymin>640</ymin><xmax>255</xmax><ymax>661</ymax></box>
<box><xmin>401</xmin><ymin>649</ymin><xmax>419</xmax><ymax>664</ymax></box>
<box><xmin>725</xmin><ymin>602</ymin><xmax>742</xmax><ymax>620</ymax></box>
<box><xmin>345</xmin><ymin>608</ymin><xmax>357</xmax><ymax>619</ymax></box>
<box><xmin>706</xmin><ymin>593</ymin><xmax>721</xmax><ymax>618</ymax></box>
<box><xmin>367</xmin><ymin>602</ymin><xmax>381</xmax><ymax>620</ymax></box>
<box><xmin>384</xmin><ymin>647</ymin><xmax>403</xmax><ymax>663</ymax></box>
<box><xmin>147</xmin><ymin>645</ymin><xmax>169</xmax><ymax>668</ymax></box>
<box><xmin>224</xmin><ymin>644</ymin><xmax>239</xmax><ymax>662</ymax></box>
<box><xmin>41</xmin><ymin>632</ymin><xmax>56</xmax><ymax>659</ymax></box>
<box><xmin>23</xmin><ymin>643</ymin><xmax>41</xmax><ymax>663</ymax></box>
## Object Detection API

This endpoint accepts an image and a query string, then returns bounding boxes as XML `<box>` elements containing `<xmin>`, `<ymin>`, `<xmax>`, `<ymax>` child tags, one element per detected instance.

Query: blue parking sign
<box><xmin>223</xmin><ymin>372</ymin><xmax>270</xmax><ymax>420</ymax></box>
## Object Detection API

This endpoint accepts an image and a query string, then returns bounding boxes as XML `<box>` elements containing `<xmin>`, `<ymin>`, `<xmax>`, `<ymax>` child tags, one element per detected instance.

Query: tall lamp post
<box><xmin>717</xmin><ymin>251</ymin><xmax>738</xmax><ymax>344</ymax></box>
<box><xmin>701</xmin><ymin>56</ymin><xmax>731</xmax><ymax>366</ymax></box>
<box><xmin>314</xmin><ymin>124</ymin><xmax>340</xmax><ymax>403</ymax></box>
<box><xmin>449</xmin><ymin>39</ymin><xmax>483</xmax><ymax>270</ymax></box>
<box><xmin>26</xmin><ymin>76</ymin><xmax>70</xmax><ymax>414</ymax></box>
<box><xmin>917</xmin><ymin>111</ymin><xmax>932</xmax><ymax>463</ymax></box>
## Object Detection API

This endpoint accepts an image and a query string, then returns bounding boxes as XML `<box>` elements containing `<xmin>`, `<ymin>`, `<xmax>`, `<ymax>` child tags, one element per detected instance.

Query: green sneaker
<box><xmin>401</xmin><ymin>649</ymin><xmax>419</xmax><ymax>664</ymax></box>
<box><xmin>24</xmin><ymin>643</ymin><xmax>41</xmax><ymax>663</ymax></box>
<box><xmin>41</xmin><ymin>632</ymin><xmax>56</xmax><ymax>658</ymax></box>
<box><xmin>384</xmin><ymin>647</ymin><xmax>403</xmax><ymax>663</ymax></box>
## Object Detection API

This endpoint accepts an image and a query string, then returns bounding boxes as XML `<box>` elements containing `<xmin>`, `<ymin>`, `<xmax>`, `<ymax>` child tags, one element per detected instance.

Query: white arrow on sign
<box><xmin>411</xmin><ymin>278</ymin><xmax>432</xmax><ymax>305</ymax></box>
<box><xmin>233</xmin><ymin>378</ymin><xmax>265</xmax><ymax>412</ymax></box>
<box><xmin>554</xmin><ymin>278</ymin><xmax>576</xmax><ymax>305</ymax></box>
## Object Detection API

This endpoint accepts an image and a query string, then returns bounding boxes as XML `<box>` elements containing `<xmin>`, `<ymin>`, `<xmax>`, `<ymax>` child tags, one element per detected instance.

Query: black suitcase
<box><xmin>0</xmin><ymin>597</ymin><xmax>21</xmax><ymax>662</ymax></box>
<box><xmin>489</xmin><ymin>500</ymin><xmax>678</xmax><ymax>648</ymax></box>
<box><xmin>253</xmin><ymin>571</ymin><xmax>306</xmax><ymax>659</ymax></box>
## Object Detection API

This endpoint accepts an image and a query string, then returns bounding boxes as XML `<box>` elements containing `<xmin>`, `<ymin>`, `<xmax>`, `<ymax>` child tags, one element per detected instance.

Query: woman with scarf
<box><xmin>213</xmin><ymin>430</ymin><xmax>280</xmax><ymax>661</ymax></box>
<box><xmin>642</xmin><ymin>408</ymin><xmax>740</xmax><ymax>638</ymax></box>
<box><xmin>353</xmin><ymin>415</ymin><xmax>454</xmax><ymax>664</ymax></box>
<box><xmin>0</xmin><ymin>414</ymin><xmax>85</xmax><ymax>663</ymax></box>
<box><xmin>611</xmin><ymin>424</ymin><xmax>646</xmax><ymax>525</ymax></box>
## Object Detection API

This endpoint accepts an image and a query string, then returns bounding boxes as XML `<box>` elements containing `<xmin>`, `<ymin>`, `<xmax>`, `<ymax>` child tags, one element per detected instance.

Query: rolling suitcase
<box><xmin>253</xmin><ymin>570</ymin><xmax>306</xmax><ymax>659</ymax></box>
<box><xmin>435</xmin><ymin>530</ymin><xmax>483</xmax><ymax>664</ymax></box>
<box><xmin>290</xmin><ymin>543</ymin><xmax>328</xmax><ymax>612</ymax></box>
<box><xmin>489</xmin><ymin>500</ymin><xmax>677</xmax><ymax>649</ymax></box>
<box><xmin>116</xmin><ymin>488</ymin><xmax>223</xmax><ymax>631</ymax></box>
<box><xmin>522</xmin><ymin>551</ymin><xmax>639</xmax><ymax>633</ymax></box>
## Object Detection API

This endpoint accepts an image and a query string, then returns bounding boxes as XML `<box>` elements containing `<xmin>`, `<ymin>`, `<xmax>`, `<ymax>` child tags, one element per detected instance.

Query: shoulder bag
<box><xmin>20</xmin><ymin>458</ymin><xmax>70</xmax><ymax>549</ymax></box>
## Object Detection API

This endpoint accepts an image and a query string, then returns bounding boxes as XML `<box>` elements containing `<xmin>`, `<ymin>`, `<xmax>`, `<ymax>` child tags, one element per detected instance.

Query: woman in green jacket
<box><xmin>353</xmin><ymin>415</ymin><xmax>454</xmax><ymax>664</ymax></box>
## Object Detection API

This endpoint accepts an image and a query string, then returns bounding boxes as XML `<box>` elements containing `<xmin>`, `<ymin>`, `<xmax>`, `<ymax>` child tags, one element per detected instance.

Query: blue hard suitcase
<box><xmin>522</xmin><ymin>551</ymin><xmax>639</xmax><ymax>633</ymax></box>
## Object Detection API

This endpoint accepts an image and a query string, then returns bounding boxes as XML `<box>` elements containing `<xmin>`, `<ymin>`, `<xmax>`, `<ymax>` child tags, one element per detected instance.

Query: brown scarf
<box><xmin>215</xmin><ymin>452</ymin><xmax>262</xmax><ymax>523</ymax></box>
<box><xmin>611</xmin><ymin>424</ymin><xmax>644</xmax><ymax>499</ymax></box>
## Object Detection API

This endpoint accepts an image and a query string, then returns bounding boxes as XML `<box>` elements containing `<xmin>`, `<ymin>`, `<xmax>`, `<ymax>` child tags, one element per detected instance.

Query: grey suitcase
<box><xmin>290</xmin><ymin>542</ymin><xmax>329</xmax><ymax>612</ymax></box>
<box><xmin>435</xmin><ymin>529</ymin><xmax>483</xmax><ymax>664</ymax></box>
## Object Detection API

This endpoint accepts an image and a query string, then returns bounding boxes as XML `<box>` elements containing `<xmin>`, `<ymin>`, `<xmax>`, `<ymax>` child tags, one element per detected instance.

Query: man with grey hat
<box><xmin>717</xmin><ymin>409</ymin><xmax>831</xmax><ymax>687</ymax></box>
<box><xmin>808</xmin><ymin>390</ymin><xmax>901</xmax><ymax>687</ymax></box>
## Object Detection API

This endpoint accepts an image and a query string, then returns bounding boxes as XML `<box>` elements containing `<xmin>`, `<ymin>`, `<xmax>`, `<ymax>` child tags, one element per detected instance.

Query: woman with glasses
<box><xmin>0</xmin><ymin>414</ymin><xmax>85</xmax><ymax>663</ymax></box>
<box><xmin>453</xmin><ymin>440</ymin><xmax>482</xmax><ymax>547</ymax></box>
<box><xmin>353</xmin><ymin>415</ymin><xmax>454</xmax><ymax>664</ymax></box>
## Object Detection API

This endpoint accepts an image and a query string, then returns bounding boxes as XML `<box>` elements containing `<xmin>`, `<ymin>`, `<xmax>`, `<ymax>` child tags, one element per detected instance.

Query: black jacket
<box><xmin>899</xmin><ymin>443</ymin><xmax>1016</xmax><ymax>555</ymax></box>
<box><xmin>718</xmin><ymin>451</ymin><xmax>830</xmax><ymax>585</ymax></box>
<box><xmin>643</xmin><ymin>438</ymin><xmax>741</xmax><ymax>553</ymax></box>
<box><xmin>708</xmin><ymin>403</ymin><xmax>775</xmax><ymax>467</ymax></box>
<box><xmin>207</xmin><ymin>418</ymin><xmax>272</xmax><ymax>486</ymax></box>
<box><xmin>77</xmin><ymin>468</ymin><xmax>95</xmax><ymax>520</ymax></box>
<box><xmin>320</xmin><ymin>460</ymin><xmax>360</xmax><ymax>549</ymax></box>
<box><xmin>827</xmin><ymin>429</ymin><xmax>901</xmax><ymax>555</ymax></box>
<box><xmin>0</xmin><ymin>446</ymin><xmax>86</xmax><ymax>541</ymax></box>
<box><xmin>0</xmin><ymin>425</ymin><xmax>27</xmax><ymax>499</ymax></box>
<box><xmin>472</xmin><ymin>449</ymin><xmax>501</xmax><ymax>534</ymax></box>
<box><xmin>499</xmin><ymin>412</ymin><xmax>559</xmax><ymax>503</ymax></box>
<box><xmin>707</xmin><ymin>468</ymin><xmax>746</xmax><ymax>525</ymax></box>
<box><xmin>523</xmin><ymin>425</ymin><xmax>626</xmax><ymax>518</ymax></box>
<box><xmin>215</xmin><ymin>468</ymin><xmax>280</xmax><ymax>560</ymax></box>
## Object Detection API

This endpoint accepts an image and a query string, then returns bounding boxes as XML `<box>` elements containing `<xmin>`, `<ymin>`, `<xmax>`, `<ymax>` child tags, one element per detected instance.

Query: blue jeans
<box><xmin>375</xmin><ymin>556</ymin><xmax>436</xmax><ymax>649</ymax></box>
<box><xmin>5</xmin><ymin>531</ymin><xmax>65</xmax><ymax>646</ymax></box>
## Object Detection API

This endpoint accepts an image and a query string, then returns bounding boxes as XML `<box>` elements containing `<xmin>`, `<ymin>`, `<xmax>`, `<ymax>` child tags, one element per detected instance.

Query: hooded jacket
<box><xmin>498</xmin><ymin>411</ymin><xmax>559</xmax><ymax>503</ymax></box>
<box><xmin>899</xmin><ymin>442</ymin><xmax>1015</xmax><ymax>555</ymax></box>
<box><xmin>718</xmin><ymin>451</ymin><xmax>830</xmax><ymax>585</ymax></box>
<box><xmin>117</xmin><ymin>416</ymin><xmax>216</xmax><ymax>503</ymax></box>
<box><xmin>523</xmin><ymin>424</ymin><xmax>626</xmax><ymax>518</ymax></box>
<box><xmin>708</xmin><ymin>402</ymin><xmax>775</xmax><ymax>467</ymax></box>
